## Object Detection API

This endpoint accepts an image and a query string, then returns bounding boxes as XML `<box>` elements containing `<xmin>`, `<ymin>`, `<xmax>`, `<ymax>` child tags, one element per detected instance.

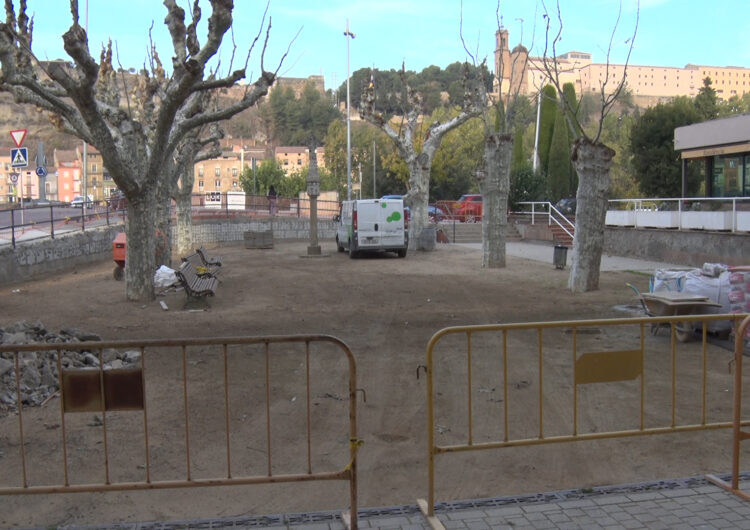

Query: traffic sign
<box><xmin>9</xmin><ymin>173</ymin><xmax>18</xmax><ymax>183</ymax></box>
<box><xmin>11</xmin><ymin>147</ymin><xmax>28</xmax><ymax>168</ymax></box>
<box><xmin>35</xmin><ymin>166</ymin><xmax>48</xmax><ymax>177</ymax></box>
<box><xmin>10</xmin><ymin>129</ymin><xmax>27</xmax><ymax>147</ymax></box>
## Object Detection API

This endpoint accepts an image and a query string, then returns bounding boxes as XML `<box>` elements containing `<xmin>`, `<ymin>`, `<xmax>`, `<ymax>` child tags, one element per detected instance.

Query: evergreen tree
<box><xmin>511</xmin><ymin>126</ymin><xmax>526</xmax><ymax>171</ymax></box>
<box><xmin>629</xmin><ymin>97</ymin><xmax>702</xmax><ymax>197</ymax></box>
<box><xmin>694</xmin><ymin>77</ymin><xmax>718</xmax><ymax>121</ymax></box>
<box><xmin>537</xmin><ymin>84</ymin><xmax>558</xmax><ymax>175</ymax></box>
<box><xmin>547</xmin><ymin>105</ymin><xmax>572</xmax><ymax>201</ymax></box>
<box><xmin>561</xmin><ymin>82</ymin><xmax>581</xmax><ymax>193</ymax></box>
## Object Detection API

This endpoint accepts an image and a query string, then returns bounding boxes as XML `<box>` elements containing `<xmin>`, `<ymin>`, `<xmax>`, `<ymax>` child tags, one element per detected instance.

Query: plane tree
<box><xmin>539</xmin><ymin>2</ymin><xmax>638</xmax><ymax>292</ymax></box>
<box><xmin>360</xmin><ymin>64</ymin><xmax>484</xmax><ymax>249</ymax></box>
<box><xmin>0</xmin><ymin>0</ymin><xmax>282</xmax><ymax>301</ymax></box>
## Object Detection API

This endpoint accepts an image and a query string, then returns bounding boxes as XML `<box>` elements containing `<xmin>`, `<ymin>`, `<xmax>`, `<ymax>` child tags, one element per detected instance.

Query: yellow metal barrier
<box><xmin>0</xmin><ymin>334</ymin><xmax>360</xmax><ymax>529</ymax></box>
<box><xmin>420</xmin><ymin>314</ymin><xmax>750</xmax><ymax>518</ymax></box>
<box><xmin>707</xmin><ymin>314</ymin><xmax>750</xmax><ymax>500</ymax></box>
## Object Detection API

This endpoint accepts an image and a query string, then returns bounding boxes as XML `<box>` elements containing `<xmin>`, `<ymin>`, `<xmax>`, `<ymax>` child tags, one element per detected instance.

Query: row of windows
<box><xmin>197</xmin><ymin>167</ymin><xmax>241</xmax><ymax>177</ymax></box>
<box><xmin>703</xmin><ymin>71</ymin><xmax>748</xmax><ymax>77</ymax></box>
<box><xmin>197</xmin><ymin>180</ymin><xmax>240</xmax><ymax>189</ymax></box>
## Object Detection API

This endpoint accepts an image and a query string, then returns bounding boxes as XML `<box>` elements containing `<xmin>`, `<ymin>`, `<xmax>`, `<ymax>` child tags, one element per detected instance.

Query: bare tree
<box><xmin>360</xmin><ymin>65</ymin><xmax>484</xmax><ymax>249</ymax></box>
<box><xmin>539</xmin><ymin>0</ymin><xmax>638</xmax><ymax>292</ymax></box>
<box><xmin>463</xmin><ymin>3</ymin><xmax>531</xmax><ymax>268</ymax></box>
<box><xmin>0</xmin><ymin>0</ymin><xmax>283</xmax><ymax>301</ymax></box>
<box><xmin>172</xmin><ymin>124</ymin><xmax>224</xmax><ymax>257</ymax></box>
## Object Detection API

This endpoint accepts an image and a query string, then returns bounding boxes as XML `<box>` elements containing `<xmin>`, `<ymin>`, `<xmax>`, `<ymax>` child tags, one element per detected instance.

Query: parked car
<box><xmin>70</xmin><ymin>195</ymin><xmax>94</xmax><ymax>207</ymax></box>
<box><xmin>452</xmin><ymin>193</ymin><xmax>483</xmax><ymax>222</ymax></box>
<box><xmin>555</xmin><ymin>197</ymin><xmax>577</xmax><ymax>215</ymax></box>
<box><xmin>428</xmin><ymin>204</ymin><xmax>450</xmax><ymax>223</ymax></box>
<box><xmin>107</xmin><ymin>189</ymin><xmax>126</xmax><ymax>210</ymax></box>
<box><xmin>380</xmin><ymin>195</ymin><xmax>448</xmax><ymax>223</ymax></box>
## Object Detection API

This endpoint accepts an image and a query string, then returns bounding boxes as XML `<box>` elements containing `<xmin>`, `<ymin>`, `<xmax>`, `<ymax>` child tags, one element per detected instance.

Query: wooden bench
<box><xmin>181</xmin><ymin>248</ymin><xmax>221</xmax><ymax>276</ymax></box>
<box><xmin>175</xmin><ymin>261</ymin><xmax>219</xmax><ymax>306</ymax></box>
<box><xmin>196</xmin><ymin>246</ymin><xmax>222</xmax><ymax>267</ymax></box>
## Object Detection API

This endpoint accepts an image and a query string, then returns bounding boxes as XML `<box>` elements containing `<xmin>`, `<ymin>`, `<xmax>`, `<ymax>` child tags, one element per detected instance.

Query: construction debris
<box><xmin>0</xmin><ymin>320</ymin><xmax>140</xmax><ymax>412</ymax></box>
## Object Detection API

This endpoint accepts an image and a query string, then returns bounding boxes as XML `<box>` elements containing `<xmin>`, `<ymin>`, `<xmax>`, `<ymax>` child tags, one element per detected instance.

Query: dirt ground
<box><xmin>0</xmin><ymin>241</ymin><xmax>747</xmax><ymax>528</ymax></box>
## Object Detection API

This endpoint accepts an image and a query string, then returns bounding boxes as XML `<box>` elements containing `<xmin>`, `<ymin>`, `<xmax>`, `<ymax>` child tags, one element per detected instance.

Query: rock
<box><xmin>0</xmin><ymin>358</ymin><xmax>12</xmax><ymax>377</ymax></box>
<box><xmin>102</xmin><ymin>349</ymin><xmax>119</xmax><ymax>364</ymax></box>
<box><xmin>122</xmin><ymin>350</ymin><xmax>141</xmax><ymax>364</ymax></box>
<box><xmin>0</xmin><ymin>320</ymin><xmax>137</xmax><ymax>412</ymax></box>
<box><xmin>20</xmin><ymin>365</ymin><xmax>41</xmax><ymax>390</ymax></box>
<box><xmin>82</xmin><ymin>353</ymin><xmax>99</xmax><ymax>366</ymax></box>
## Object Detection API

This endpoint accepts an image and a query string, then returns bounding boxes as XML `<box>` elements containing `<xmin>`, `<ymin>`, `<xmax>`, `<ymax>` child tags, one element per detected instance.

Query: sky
<box><xmin>24</xmin><ymin>0</ymin><xmax>750</xmax><ymax>92</ymax></box>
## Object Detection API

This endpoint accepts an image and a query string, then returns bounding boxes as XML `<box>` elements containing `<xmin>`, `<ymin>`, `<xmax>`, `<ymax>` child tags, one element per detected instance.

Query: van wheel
<box><xmin>336</xmin><ymin>236</ymin><xmax>344</xmax><ymax>252</ymax></box>
<box><xmin>397</xmin><ymin>248</ymin><xmax>407</xmax><ymax>258</ymax></box>
<box><xmin>348</xmin><ymin>242</ymin><xmax>358</xmax><ymax>259</ymax></box>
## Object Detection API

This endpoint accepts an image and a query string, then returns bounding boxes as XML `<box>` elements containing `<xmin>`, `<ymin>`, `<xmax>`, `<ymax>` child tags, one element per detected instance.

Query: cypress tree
<box><xmin>547</xmin><ymin>105</ymin><xmax>571</xmax><ymax>202</ymax></box>
<box><xmin>537</xmin><ymin>84</ymin><xmax>557</xmax><ymax>176</ymax></box>
<box><xmin>561</xmin><ymin>82</ymin><xmax>581</xmax><ymax>194</ymax></box>
<box><xmin>512</xmin><ymin>126</ymin><xmax>525</xmax><ymax>171</ymax></box>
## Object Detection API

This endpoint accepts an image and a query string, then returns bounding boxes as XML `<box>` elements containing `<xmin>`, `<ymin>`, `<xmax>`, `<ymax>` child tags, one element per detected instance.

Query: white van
<box><xmin>335</xmin><ymin>198</ymin><xmax>408</xmax><ymax>258</ymax></box>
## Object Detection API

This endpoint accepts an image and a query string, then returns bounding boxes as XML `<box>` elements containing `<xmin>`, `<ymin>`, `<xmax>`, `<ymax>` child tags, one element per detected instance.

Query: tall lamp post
<box><xmin>344</xmin><ymin>20</ymin><xmax>355</xmax><ymax>200</ymax></box>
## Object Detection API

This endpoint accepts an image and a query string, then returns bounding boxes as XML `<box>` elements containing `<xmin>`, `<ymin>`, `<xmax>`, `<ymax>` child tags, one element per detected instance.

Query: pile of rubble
<box><xmin>0</xmin><ymin>320</ymin><xmax>140</xmax><ymax>411</ymax></box>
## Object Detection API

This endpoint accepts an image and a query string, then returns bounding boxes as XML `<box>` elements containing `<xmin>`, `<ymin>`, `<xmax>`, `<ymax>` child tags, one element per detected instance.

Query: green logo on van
<box><xmin>386</xmin><ymin>212</ymin><xmax>402</xmax><ymax>223</ymax></box>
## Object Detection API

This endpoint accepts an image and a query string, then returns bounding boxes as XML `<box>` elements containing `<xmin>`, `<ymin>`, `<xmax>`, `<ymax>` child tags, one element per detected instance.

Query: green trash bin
<box><xmin>553</xmin><ymin>244</ymin><xmax>568</xmax><ymax>269</ymax></box>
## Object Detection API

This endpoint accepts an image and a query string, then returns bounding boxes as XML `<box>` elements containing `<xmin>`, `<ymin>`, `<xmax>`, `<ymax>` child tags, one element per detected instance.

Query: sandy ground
<box><xmin>0</xmin><ymin>241</ymin><xmax>747</xmax><ymax>528</ymax></box>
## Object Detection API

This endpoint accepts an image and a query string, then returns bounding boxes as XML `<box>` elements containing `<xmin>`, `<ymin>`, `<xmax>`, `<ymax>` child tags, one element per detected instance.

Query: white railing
<box><xmin>516</xmin><ymin>198</ymin><xmax>750</xmax><ymax>234</ymax></box>
<box><xmin>606</xmin><ymin>197</ymin><xmax>750</xmax><ymax>233</ymax></box>
<box><xmin>516</xmin><ymin>201</ymin><xmax>575</xmax><ymax>239</ymax></box>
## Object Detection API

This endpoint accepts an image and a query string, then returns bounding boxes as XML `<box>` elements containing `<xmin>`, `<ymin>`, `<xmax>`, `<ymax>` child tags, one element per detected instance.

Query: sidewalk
<box><xmin>54</xmin><ymin>474</ymin><xmax>750</xmax><ymax>529</ymax></box>
<box><xmin>458</xmin><ymin>241</ymin><xmax>688</xmax><ymax>273</ymax></box>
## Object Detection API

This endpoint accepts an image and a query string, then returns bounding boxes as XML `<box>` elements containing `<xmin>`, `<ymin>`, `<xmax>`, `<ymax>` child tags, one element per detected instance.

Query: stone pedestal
<box><xmin>244</xmin><ymin>230</ymin><xmax>273</xmax><ymax>249</ymax></box>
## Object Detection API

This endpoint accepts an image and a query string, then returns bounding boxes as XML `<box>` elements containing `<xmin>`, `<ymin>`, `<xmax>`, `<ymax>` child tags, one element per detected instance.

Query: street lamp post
<box><xmin>344</xmin><ymin>20</ymin><xmax>355</xmax><ymax>201</ymax></box>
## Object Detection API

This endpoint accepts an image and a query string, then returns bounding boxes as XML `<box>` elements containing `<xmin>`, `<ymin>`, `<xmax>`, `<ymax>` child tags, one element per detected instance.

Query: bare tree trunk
<box><xmin>405</xmin><ymin>158</ymin><xmax>431</xmax><ymax>250</ymax></box>
<box><xmin>567</xmin><ymin>138</ymin><xmax>615</xmax><ymax>293</ymax></box>
<box><xmin>154</xmin><ymin>196</ymin><xmax>172</xmax><ymax>269</ymax></box>
<box><xmin>479</xmin><ymin>133</ymin><xmax>512</xmax><ymax>268</ymax></box>
<box><xmin>124</xmin><ymin>194</ymin><xmax>157</xmax><ymax>302</ymax></box>
<box><xmin>175</xmin><ymin>190</ymin><xmax>194</xmax><ymax>257</ymax></box>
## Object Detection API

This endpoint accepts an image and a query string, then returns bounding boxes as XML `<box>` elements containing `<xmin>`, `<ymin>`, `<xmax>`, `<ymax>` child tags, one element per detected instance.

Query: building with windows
<box><xmin>495</xmin><ymin>29</ymin><xmax>750</xmax><ymax>106</ymax></box>
<box><xmin>275</xmin><ymin>146</ymin><xmax>326</xmax><ymax>176</ymax></box>
<box><xmin>54</xmin><ymin>149</ymin><xmax>82</xmax><ymax>204</ymax></box>
<box><xmin>675</xmin><ymin>113</ymin><xmax>750</xmax><ymax>198</ymax></box>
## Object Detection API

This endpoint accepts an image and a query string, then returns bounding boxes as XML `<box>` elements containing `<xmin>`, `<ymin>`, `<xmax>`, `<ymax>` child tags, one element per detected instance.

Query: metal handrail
<box><xmin>516</xmin><ymin>201</ymin><xmax>575</xmax><ymax>240</ymax></box>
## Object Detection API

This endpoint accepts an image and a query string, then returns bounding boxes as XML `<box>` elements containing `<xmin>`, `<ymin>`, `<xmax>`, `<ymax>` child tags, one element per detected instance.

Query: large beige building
<box><xmin>495</xmin><ymin>29</ymin><xmax>750</xmax><ymax>105</ymax></box>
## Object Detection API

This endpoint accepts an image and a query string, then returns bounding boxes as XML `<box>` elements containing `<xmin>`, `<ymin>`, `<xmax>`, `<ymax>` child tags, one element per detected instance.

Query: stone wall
<box><xmin>0</xmin><ymin>218</ymin><xmax>338</xmax><ymax>285</ymax></box>
<box><xmin>190</xmin><ymin>217</ymin><xmax>337</xmax><ymax>246</ymax></box>
<box><xmin>0</xmin><ymin>225</ymin><xmax>123</xmax><ymax>285</ymax></box>
<box><xmin>1</xmin><ymin>217</ymin><xmax>746</xmax><ymax>285</ymax></box>
<box><xmin>603</xmin><ymin>227</ymin><xmax>750</xmax><ymax>267</ymax></box>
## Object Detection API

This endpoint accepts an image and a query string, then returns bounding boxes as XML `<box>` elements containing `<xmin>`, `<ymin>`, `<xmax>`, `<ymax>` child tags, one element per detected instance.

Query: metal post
<box><xmin>344</xmin><ymin>20</ymin><xmax>355</xmax><ymax>201</ymax></box>
<box><xmin>372</xmin><ymin>141</ymin><xmax>376</xmax><ymax>198</ymax></box>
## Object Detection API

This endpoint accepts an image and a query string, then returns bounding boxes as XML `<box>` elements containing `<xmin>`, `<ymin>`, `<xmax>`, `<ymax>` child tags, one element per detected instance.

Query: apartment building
<box><xmin>495</xmin><ymin>29</ymin><xmax>750</xmax><ymax>105</ymax></box>
<box><xmin>54</xmin><ymin>149</ymin><xmax>82</xmax><ymax>204</ymax></box>
<box><xmin>275</xmin><ymin>146</ymin><xmax>326</xmax><ymax>176</ymax></box>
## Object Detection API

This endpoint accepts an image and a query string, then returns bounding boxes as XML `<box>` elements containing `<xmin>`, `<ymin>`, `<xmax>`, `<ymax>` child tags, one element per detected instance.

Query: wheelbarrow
<box><xmin>112</xmin><ymin>232</ymin><xmax>126</xmax><ymax>280</ymax></box>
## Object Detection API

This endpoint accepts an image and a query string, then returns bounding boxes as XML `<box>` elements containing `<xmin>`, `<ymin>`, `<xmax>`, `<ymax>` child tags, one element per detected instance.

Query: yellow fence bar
<box><xmin>0</xmin><ymin>334</ymin><xmax>359</xmax><ymax>529</ymax></box>
<box><xmin>707</xmin><ymin>314</ymin><xmax>750</xmax><ymax>501</ymax></box>
<box><xmin>422</xmin><ymin>313</ymin><xmax>750</xmax><ymax>517</ymax></box>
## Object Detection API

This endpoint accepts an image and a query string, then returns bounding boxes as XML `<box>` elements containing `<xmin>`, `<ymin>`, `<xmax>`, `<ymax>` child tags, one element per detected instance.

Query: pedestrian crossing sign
<box><xmin>11</xmin><ymin>147</ymin><xmax>28</xmax><ymax>168</ymax></box>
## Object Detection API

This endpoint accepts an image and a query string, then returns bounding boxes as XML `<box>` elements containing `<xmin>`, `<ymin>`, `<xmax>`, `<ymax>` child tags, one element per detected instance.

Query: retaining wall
<box><xmin>0</xmin><ymin>218</ymin><xmax>337</xmax><ymax>285</ymax></box>
<box><xmin>603</xmin><ymin>227</ymin><xmax>750</xmax><ymax>267</ymax></box>
<box><xmin>1</xmin><ymin>217</ymin><xmax>747</xmax><ymax>286</ymax></box>
<box><xmin>0</xmin><ymin>225</ymin><xmax>124</xmax><ymax>285</ymax></box>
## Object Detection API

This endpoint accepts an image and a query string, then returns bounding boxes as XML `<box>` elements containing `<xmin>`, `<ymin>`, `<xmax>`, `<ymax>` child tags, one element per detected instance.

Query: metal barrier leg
<box><xmin>706</xmin><ymin>315</ymin><xmax>750</xmax><ymax>501</ymax></box>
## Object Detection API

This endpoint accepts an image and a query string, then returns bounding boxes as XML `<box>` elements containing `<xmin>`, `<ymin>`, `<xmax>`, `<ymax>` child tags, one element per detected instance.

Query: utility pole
<box><xmin>344</xmin><ymin>20</ymin><xmax>355</xmax><ymax>201</ymax></box>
